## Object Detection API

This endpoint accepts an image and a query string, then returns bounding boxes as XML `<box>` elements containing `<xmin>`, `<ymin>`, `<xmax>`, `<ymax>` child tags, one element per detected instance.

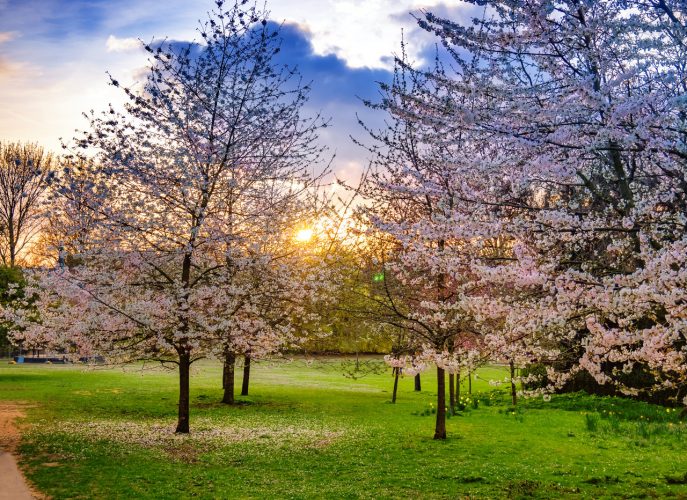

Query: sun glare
<box><xmin>294</xmin><ymin>228</ymin><xmax>314</xmax><ymax>243</ymax></box>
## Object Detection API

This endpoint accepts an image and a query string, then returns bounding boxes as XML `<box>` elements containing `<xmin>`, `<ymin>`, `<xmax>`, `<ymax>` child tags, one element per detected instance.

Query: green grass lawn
<box><xmin>1</xmin><ymin>358</ymin><xmax>686</xmax><ymax>499</ymax></box>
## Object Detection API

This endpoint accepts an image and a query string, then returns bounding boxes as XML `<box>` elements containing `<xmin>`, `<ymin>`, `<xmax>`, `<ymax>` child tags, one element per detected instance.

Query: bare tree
<box><xmin>0</xmin><ymin>142</ymin><xmax>52</xmax><ymax>267</ymax></box>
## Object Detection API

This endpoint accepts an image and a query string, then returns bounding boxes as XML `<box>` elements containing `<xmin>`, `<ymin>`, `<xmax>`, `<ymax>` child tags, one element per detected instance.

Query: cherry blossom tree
<box><xmin>360</xmin><ymin>0</ymin><xmax>687</xmax><ymax>439</ymax></box>
<box><xmin>358</xmin><ymin>53</ymin><xmax>492</xmax><ymax>439</ymax></box>
<box><xmin>412</xmin><ymin>0</ymin><xmax>687</xmax><ymax>401</ymax></box>
<box><xmin>9</xmin><ymin>0</ymin><xmax>328</xmax><ymax>433</ymax></box>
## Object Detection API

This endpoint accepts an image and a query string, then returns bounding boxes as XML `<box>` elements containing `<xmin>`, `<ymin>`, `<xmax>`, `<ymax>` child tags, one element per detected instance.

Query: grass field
<box><xmin>1</xmin><ymin>357</ymin><xmax>686</xmax><ymax>499</ymax></box>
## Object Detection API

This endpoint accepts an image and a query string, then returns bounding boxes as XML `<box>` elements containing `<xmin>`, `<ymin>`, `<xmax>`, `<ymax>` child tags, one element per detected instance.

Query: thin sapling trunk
<box><xmin>456</xmin><ymin>366</ymin><xmax>461</xmax><ymax>402</ymax></box>
<box><xmin>392</xmin><ymin>367</ymin><xmax>400</xmax><ymax>403</ymax></box>
<box><xmin>241</xmin><ymin>354</ymin><xmax>251</xmax><ymax>396</ymax></box>
<box><xmin>434</xmin><ymin>365</ymin><xmax>447</xmax><ymax>440</ymax></box>
<box><xmin>510</xmin><ymin>360</ymin><xmax>517</xmax><ymax>406</ymax></box>
<box><xmin>449</xmin><ymin>372</ymin><xmax>456</xmax><ymax>412</ymax></box>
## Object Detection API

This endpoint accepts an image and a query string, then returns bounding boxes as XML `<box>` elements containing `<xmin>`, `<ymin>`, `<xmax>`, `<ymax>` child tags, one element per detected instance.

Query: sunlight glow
<box><xmin>294</xmin><ymin>228</ymin><xmax>314</xmax><ymax>243</ymax></box>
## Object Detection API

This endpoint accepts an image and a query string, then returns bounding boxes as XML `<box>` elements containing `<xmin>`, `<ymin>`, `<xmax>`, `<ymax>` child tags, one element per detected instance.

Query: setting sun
<box><xmin>294</xmin><ymin>228</ymin><xmax>314</xmax><ymax>243</ymax></box>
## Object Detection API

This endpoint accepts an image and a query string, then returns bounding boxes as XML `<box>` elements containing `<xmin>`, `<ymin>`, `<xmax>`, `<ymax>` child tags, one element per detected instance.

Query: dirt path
<box><xmin>0</xmin><ymin>403</ymin><xmax>40</xmax><ymax>500</ymax></box>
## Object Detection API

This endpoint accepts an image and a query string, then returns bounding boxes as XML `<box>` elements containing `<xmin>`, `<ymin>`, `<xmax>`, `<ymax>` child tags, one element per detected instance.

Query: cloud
<box><xmin>106</xmin><ymin>34</ymin><xmax>141</xmax><ymax>52</ymax></box>
<box><xmin>266</xmin><ymin>22</ymin><xmax>392</xmax><ymax>180</ymax></box>
<box><xmin>0</xmin><ymin>59</ymin><xmax>15</xmax><ymax>78</ymax></box>
<box><xmin>140</xmin><ymin>21</ymin><xmax>391</xmax><ymax>180</ymax></box>
<box><xmin>0</xmin><ymin>32</ymin><xmax>26</xmax><ymax>80</ymax></box>
<box><xmin>274</xmin><ymin>23</ymin><xmax>390</xmax><ymax>101</ymax></box>
<box><xmin>264</xmin><ymin>0</ymin><xmax>462</xmax><ymax>70</ymax></box>
<box><xmin>0</xmin><ymin>2</ymin><xmax>401</xmax><ymax>179</ymax></box>
<box><xmin>142</xmin><ymin>22</ymin><xmax>391</xmax><ymax>179</ymax></box>
<box><xmin>0</xmin><ymin>58</ymin><xmax>39</xmax><ymax>82</ymax></box>
<box><xmin>0</xmin><ymin>31</ymin><xmax>17</xmax><ymax>44</ymax></box>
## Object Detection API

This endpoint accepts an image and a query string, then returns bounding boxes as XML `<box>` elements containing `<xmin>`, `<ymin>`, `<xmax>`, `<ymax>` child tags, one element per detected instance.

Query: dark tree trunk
<box><xmin>468</xmin><ymin>369</ymin><xmax>472</xmax><ymax>395</ymax></box>
<box><xmin>434</xmin><ymin>366</ymin><xmax>447</xmax><ymax>440</ymax></box>
<box><xmin>510</xmin><ymin>360</ymin><xmax>517</xmax><ymax>406</ymax></box>
<box><xmin>176</xmin><ymin>246</ymin><xmax>194</xmax><ymax>433</ymax></box>
<box><xmin>222</xmin><ymin>351</ymin><xmax>236</xmax><ymax>404</ymax></box>
<box><xmin>391</xmin><ymin>367</ymin><xmax>400</xmax><ymax>403</ymax></box>
<box><xmin>449</xmin><ymin>372</ymin><xmax>456</xmax><ymax>412</ymax></box>
<box><xmin>456</xmin><ymin>366</ymin><xmax>461</xmax><ymax>402</ymax></box>
<box><xmin>241</xmin><ymin>354</ymin><xmax>251</xmax><ymax>396</ymax></box>
<box><xmin>8</xmin><ymin>224</ymin><xmax>15</xmax><ymax>268</ymax></box>
<box><xmin>433</xmin><ymin>238</ymin><xmax>448</xmax><ymax>440</ymax></box>
<box><xmin>414</xmin><ymin>373</ymin><xmax>421</xmax><ymax>391</ymax></box>
<box><xmin>176</xmin><ymin>351</ymin><xmax>191</xmax><ymax>434</ymax></box>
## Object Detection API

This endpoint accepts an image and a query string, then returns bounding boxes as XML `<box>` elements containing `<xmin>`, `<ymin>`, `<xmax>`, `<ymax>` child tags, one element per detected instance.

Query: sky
<box><xmin>0</xmin><ymin>0</ymin><xmax>470</xmax><ymax>181</ymax></box>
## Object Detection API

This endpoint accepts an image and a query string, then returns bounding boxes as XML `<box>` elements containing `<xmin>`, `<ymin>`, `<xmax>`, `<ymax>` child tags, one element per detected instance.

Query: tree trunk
<box><xmin>456</xmin><ymin>366</ymin><xmax>461</xmax><ymax>402</ymax></box>
<box><xmin>241</xmin><ymin>354</ymin><xmax>251</xmax><ymax>396</ymax></box>
<box><xmin>391</xmin><ymin>367</ymin><xmax>400</xmax><ymax>403</ymax></box>
<box><xmin>8</xmin><ymin>224</ymin><xmax>15</xmax><ymax>268</ymax></box>
<box><xmin>449</xmin><ymin>372</ymin><xmax>456</xmax><ymax>412</ymax></box>
<box><xmin>433</xmin><ymin>238</ymin><xmax>448</xmax><ymax>440</ymax></box>
<box><xmin>176</xmin><ymin>351</ymin><xmax>191</xmax><ymax>434</ymax></box>
<box><xmin>510</xmin><ymin>359</ymin><xmax>517</xmax><ymax>406</ymax></box>
<box><xmin>468</xmin><ymin>369</ymin><xmax>472</xmax><ymax>395</ymax></box>
<box><xmin>434</xmin><ymin>366</ymin><xmax>447</xmax><ymax>440</ymax></box>
<box><xmin>222</xmin><ymin>351</ymin><xmax>236</xmax><ymax>404</ymax></box>
<box><xmin>414</xmin><ymin>373</ymin><xmax>421</xmax><ymax>391</ymax></box>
